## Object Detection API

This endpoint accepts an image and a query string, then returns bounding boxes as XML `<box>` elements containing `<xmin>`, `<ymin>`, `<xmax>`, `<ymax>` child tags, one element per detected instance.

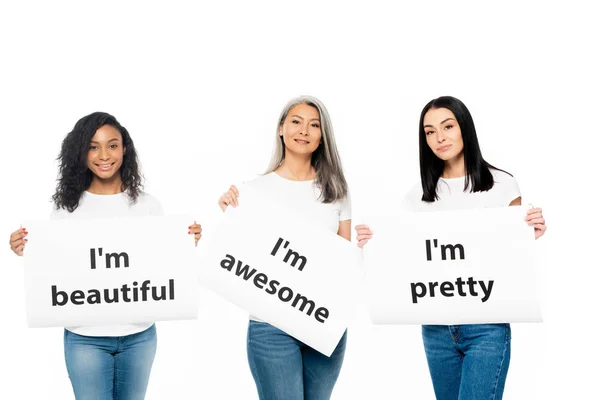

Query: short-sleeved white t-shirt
<box><xmin>402</xmin><ymin>169</ymin><xmax>521</xmax><ymax>212</ymax></box>
<box><xmin>245</xmin><ymin>171</ymin><xmax>351</xmax><ymax>234</ymax></box>
<box><xmin>50</xmin><ymin>191</ymin><xmax>163</xmax><ymax>337</ymax></box>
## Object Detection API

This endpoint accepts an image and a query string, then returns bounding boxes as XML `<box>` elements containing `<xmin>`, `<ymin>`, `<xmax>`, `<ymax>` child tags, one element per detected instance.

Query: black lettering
<box><xmin>278</xmin><ymin>287</ymin><xmax>293</xmax><ymax>302</ymax></box>
<box><xmin>121</xmin><ymin>284</ymin><xmax>131</xmax><ymax>302</ymax></box>
<box><xmin>266</xmin><ymin>280</ymin><xmax>280</xmax><ymax>295</ymax></box>
<box><xmin>455</xmin><ymin>277</ymin><xmax>467</xmax><ymax>296</ymax></box>
<box><xmin>235</xmin><ymin>261</ymin><xmax>257</xmax><ymax>280</ymax></box>
<box><xmin>466</xmin><ymin>277</ymin><xmax>478</xmax><ymax>296</ymax></box>
<box><xmin>104</xmin><ymin>288</ymin><xmax>119</xmax><ymax>303</ymax></box>
<box><xmin>105</xmin><ymin>252</ymin><xmax>129</xmax><ymax>268</ymax></box>
<box><xmin>169</xmin><ymin>279</ymin><xmax>175</xmax><ymax>300</ymax></box>
<box><xmin>291</xmin><ymin>293</ymin><xmax>316</xmax><ymax>315</ymax></box>
<box><xmin>141</xmin><ymin>280</ymin><xmax>151</xmax><ymax>301</ymax></box>
<box><xmin>315</xmin><ymin>307</ymin><xmax>329</xmax><ymax>323</ymax></box>
<box><xmin>270</xmin><ymin>237</ymin><xmax>284</xmax><ymax>256</ymax></box>
<box><xmin>440</xmin><ymin>281</ymin><xmax>454</xmax><ymax>297</ymax></box>
<box><xmin>410</xmin><ymin>282</ymin><xmax>426</xmax><ymax>304</ymax></box>
<box><xmin>51</xmin><ymin>285</ymin><xmax>68</xmax><ymax>306</ymax></box>
<box><xmin>441</xmin><ymin>244</ymin><xmax>465</xmax><ymax>260</ymax></box>
<box><xmin>426</xmin><ymin>239</ymin><xmax>432</xmax><ymax>261</ymax></box>
<box><xmin>152</xmin><ymin>285</ymin><xmax>167</xmax><ymax>301</ymax></box>
<box><xmin>70</xmin><ymin>290</ymin><xmax>85</xmax><ymax>305</ymax></box>
<box><xmin>480</xmin><ymin>280</ymin><xmax>494</xmax><ymax>302</ymax></box>
<box><xmin>283</xmin><ymin>250</ymin><xmax>307</xmax><ymax>271</ymax></box>
<box><xmin>90</xmin><ymin>248</ymin><xmax>96</xmax><ymax>269</ymax></box>
<box><xmin>253</xmin><ymin>273</ymin><xmax>268</xmax><ymax>289</ymax></box>
<box><xmin>87</xmin><ymin>289</ymin><xmax>101</xmax><ymax>304</ymax></box>
<box><xmin>428</xmin><ymin>281</ymin><xmax>439</xmax><ymax>297</ymax></box>
<box><xmin>220</xmin><ymin>254</ymin><xmax>235</xmax><ymax>271</ymax></box>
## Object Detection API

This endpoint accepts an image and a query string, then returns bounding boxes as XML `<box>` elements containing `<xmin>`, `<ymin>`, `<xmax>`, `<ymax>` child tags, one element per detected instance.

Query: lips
<box><xmin>95</xmin><ymin>162</ymin><xmax>115</xmax><ymax>171</ymax></box>
<box><xmin>437</xmin><ymin>144</ymin><xmax>452</xmax><ymax>152</ymax></box>
<box><xmin>294</xmin><ymin>139</ymin><xmax>310</xmax><ymax>144</ymax></box>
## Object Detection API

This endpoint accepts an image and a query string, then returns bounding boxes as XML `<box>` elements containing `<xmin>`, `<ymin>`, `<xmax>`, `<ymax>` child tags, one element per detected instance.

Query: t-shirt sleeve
<box><xmin>506</xmin><ymin>175</ymin><xmax>521</xmax><ymax>202</ymax></box>
<box><xmin>401</xmin><ymin>183</ymin><xmax>421</xmax><ymax>212</ymax></box>
<box><xmin>494</xmin><ymin>170</ymin><xmax>521</xmax><ymax>203</ymax></box>
<box><xmin>49</xmin><ymin>205</ymin><xmax>66</xmax><ymax>220</ymax></box>
<box><xmin>339</xmin><ymin>191</ymin><xmax>351</xmax><ymax>221</ymax></box>
<box><xmin>148</xmin><ymin>196</ymin><xmax>164</xmax><ymax>217</ymax></box>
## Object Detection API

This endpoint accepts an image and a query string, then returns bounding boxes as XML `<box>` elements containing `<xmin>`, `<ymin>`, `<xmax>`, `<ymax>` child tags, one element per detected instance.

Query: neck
<box><xmin>275</xmin><ymin>154</ymin><xmax>315</xmax><ymax>181</ymax></box>
<box><xmin>442</xmin><ymin>153</ymin><xmax>466</xmax><ymax>179</ymax></box>
<box><xmin>87</xmin><ymin>175</ymin><xmax>124</xmax><ymax>195</ymax></box>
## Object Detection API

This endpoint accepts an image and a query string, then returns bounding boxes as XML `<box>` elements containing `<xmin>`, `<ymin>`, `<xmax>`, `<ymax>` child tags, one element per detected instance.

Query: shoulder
<box><xmin>135</xmin><ymin>192</ymin><xmax>164</xmax><ymax>215</ymax></box>
<box><xmin>49</xmin><ymin>204</ymin><xmax>69</xmax><ymax>219</ymax></box>
<box><xmin>401</xmin><ymin>182</ymin><xmax>423</xmax><ymax>211</ymax></box>
<box><xmin>491</xmin><ymin>168</ymin><xmax>518</xmax><ymax>185</ymax></box>
<box><xmin>244</xmin><ymin>172</ymin><xmax>276</xmax><ymax>189</ymax></box>
<box><xmin>490</xmin><ymin>168</ymin><xmax>520</xmax><ymax>200</ymax></box>
<box><xmin>137</xmin><ymin>192</ymin><xmax>161</xmax><ymax>204</ymax></box>
<box><xmin>337</xmin><ymin>188</ymin><xmax>352</xmax><ymax>220</ymax></box>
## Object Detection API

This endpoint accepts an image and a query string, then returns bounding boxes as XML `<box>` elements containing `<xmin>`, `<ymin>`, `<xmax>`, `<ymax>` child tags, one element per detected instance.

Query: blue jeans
<box><xmin>247</xmin><ymin>320</ymin><xmax>347</xmax><ymax>400</ymax></box>
<box><xmin>422</xmin><ymin>323</ymin><xmax>511</xmax><ymax>400</ymax></box>
<box><xmin>64</xmin><ymin>324</ymin><xmax>157</xmax><ymax>400</ymax></box>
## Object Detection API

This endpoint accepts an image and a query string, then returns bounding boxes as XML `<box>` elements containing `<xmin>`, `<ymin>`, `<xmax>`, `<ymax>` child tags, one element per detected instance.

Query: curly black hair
<box><xmin>52</xmin><ymin>112</ymin><xmax>143</xmax><ymax>212</ymax></box>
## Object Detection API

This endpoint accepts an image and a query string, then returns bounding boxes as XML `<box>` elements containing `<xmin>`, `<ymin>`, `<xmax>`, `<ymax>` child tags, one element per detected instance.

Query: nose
<box><xmin>299</xmin><ymin>123</ymin><xmax>309</xmax><ymax>136</ymax></box>
<box><xmin>99</xmin><ymin>147</ymin><xmax>110</xmax><ymax>161</ymax></box>
<box><xmin>435</xmin><ymin>130</ymin><xmax>446</xmax><ymax>143</ymax></box>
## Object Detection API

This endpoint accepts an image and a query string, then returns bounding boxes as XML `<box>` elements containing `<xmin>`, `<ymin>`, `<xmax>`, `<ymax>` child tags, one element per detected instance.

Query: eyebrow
<box><xmin>423</xmin><ymin>118</ymin><xmax>456</xmax><ymax>129</ymax></box>
<box><xmin>291</xmin><ymin>114</ymin><xmax>320</xmax><ymax>122</ymax></box>
<box><xmin>90</xmin><ymin>138</ymin><xmax>120</xmax><ymax>144</ymax></box>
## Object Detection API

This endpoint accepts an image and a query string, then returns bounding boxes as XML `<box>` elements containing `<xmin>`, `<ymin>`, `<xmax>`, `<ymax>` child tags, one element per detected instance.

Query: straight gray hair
<box><xmin>265</xmin><ymin>95</ymin><xmax>348</xmax><ymax>203</ymax></box>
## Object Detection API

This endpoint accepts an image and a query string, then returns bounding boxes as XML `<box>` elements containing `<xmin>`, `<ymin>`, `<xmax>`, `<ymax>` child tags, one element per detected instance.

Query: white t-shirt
<box><xmin>402</xmin><ymin>169</ymin><xmax>521</xmax><ymax>212</ymax></box>
<box><xmin>50</xmin><ymin>191</ymin><xmax>163</xmax><ymax>337</ymax></box>
<box><xmin>244</xmin><ymin>171</ymin><xmax>351</xmax><ymax>322</ymax></box>
<box><xmin>245</xmin><ymin>172</ymin><xmax>351</xmax><ymax>233</ymax></box>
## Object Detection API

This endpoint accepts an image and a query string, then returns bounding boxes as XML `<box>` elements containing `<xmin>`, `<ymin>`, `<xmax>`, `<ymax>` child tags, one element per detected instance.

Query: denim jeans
<box><xmin>64</xmin><ymin>324</ymin><xmax>157</xmax><ymax>400</ymax></box>
<box><xmin>247</xmin><ymin>320</ymin><xmax>347</xmax><ymax>400</ymax></box>
<box><xmin>422</xmin><ymin>323</ymin><xmax>511</xmax><ymax>400</ymax></box>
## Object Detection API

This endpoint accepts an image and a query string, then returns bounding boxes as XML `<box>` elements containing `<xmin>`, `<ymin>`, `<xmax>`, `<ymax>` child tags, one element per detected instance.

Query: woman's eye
<box><xmin>292</xmin><ymin>119</ymin><xmax>300</xmax><ymax>124</ymax></box>
<box><xmin>425</xmin><ymin>131</ymin><xmax>434</xmax><ymax>135</ymax></box>
<box><xmin>311</xmin><ymin>123</ymin><xmax>320</xmax><ymax>128</ymax></box>
<box><xmin>89</xmin><ymin>145</ymin><xmax>98</xmax><ymax>150</ymax></box>
<box><xmin>444</xmin><ymin>125</ymin><xmax>453</xmax><ymax>130</ymax></box>
<box><xmin>110</xmin><ymin>144</ymin><xmax>118</xmax><ymax>149</ymax></box>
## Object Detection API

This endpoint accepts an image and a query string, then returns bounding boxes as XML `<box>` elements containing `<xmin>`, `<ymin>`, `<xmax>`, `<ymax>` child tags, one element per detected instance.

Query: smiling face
<box><xmin>86</xmin><ymin>124</ymin><xmax>125</xmax><ymax>181</ymax></box>
<box><xmin>423</xmin><ymin>107</ymin><xmax>464</xmax><ymax>162</ymax></box>
<box><xmin>279</xmin><ymin>103</ymin><xmax>322</xmax><ymax>158</ymax></box>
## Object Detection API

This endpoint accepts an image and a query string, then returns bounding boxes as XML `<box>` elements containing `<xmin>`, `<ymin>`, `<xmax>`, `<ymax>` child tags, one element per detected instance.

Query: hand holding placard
<box><xmin>364</xmin><ymin>206</ymin><xmax>541</xmax><ymax>325</ymax></box>
<box><xmin>24</xmin><ymin>216</ymin><xmax>198</xmax><ymax>327</ymax></box>
<box><xmin>199</xmin><ymin>185</ymin><xmax>362</xmax><ymax>356</ymax></box>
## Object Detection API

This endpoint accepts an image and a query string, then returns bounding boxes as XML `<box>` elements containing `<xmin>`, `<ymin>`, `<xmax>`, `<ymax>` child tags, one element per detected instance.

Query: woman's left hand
<box><xmin>189</xmin><ymin>221</ymin><xmax>202</xmax><ymax>246</ymax></box>
<box><xmin>525</xmin><ymin>208</ymin><xmax>546</xmax><ymax>239</ymax></box>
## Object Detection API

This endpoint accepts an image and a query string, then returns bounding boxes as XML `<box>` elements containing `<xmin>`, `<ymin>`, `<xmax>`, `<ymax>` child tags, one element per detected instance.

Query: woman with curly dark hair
<box><xmin>8</xmin><ymin>112</ymin><xmax>202</xmax><ymax>399</ymax></box>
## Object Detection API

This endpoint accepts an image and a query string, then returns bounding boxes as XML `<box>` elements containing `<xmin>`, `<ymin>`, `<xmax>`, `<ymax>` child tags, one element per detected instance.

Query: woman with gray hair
<box><xmin>218</xmin><ymin>95</ymin><xmax>351</xmax><ymax>399</ymax></box>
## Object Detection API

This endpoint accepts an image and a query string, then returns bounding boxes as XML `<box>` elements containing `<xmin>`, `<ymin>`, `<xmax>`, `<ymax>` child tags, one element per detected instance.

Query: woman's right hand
<box><xmin>218</xmin><ymin>185</ymin><xmax>240</xmax><ymax>212</ymax></box>
<box><xmin>355</xmin><ymin>224</ymin><xmax>373</xmax><ymax>249</ymax></box>
<box><xmin>9</xmin><ymin>227</ymin><xmax>28</xmax><ymax>256</ymax></box>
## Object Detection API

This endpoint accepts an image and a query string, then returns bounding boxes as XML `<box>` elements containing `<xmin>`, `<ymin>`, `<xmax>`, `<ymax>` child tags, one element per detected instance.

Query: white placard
<box><xmin>365</xmin><ymin>206</ymin><xmax>541</xmax><ymax>324</ymax></box>
<box><xmin>197</xmin><ymin>186</ymin><xmax>363</xmax><ymax>356</ymax></box>
<box><xmin>24</xmin><ymin>216</ymin><xmax>198</xmax><ymax>327</ymax></box>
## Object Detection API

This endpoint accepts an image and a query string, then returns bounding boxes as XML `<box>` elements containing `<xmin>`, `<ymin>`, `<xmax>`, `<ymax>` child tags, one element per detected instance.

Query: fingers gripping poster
<box><xmin>364</xmin><ymin>206</ymin><xmax>542</xmax><ymax>325</ymax></box>
<box><xmin>24</xmin><ymin>216</ymin><xmax>198</xmax><ymax>327</ymax></box>
<box><xmin>197</xmin><ymin>186</ymin><xmax>363</xmax><ymax>356</ymax></box>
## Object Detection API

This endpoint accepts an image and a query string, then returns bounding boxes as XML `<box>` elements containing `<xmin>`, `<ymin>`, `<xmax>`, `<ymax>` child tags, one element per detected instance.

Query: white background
<box><xmin>0</xmin><ymin>1</ymin><xmax>596</xmax><ymax>398</ymax></box>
